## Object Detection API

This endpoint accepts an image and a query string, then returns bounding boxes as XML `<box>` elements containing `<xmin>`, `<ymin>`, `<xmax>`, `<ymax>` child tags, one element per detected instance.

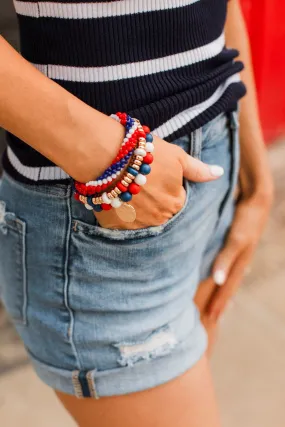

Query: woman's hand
<box><xmin>94</xmin><ymin>135</ymin><xmax>225</xmax><ymax>230</ymax></box>
<box><xmin>207</xmin><ymin>174</ymin><xmax>274</xmax><ymax>322</ymax></box>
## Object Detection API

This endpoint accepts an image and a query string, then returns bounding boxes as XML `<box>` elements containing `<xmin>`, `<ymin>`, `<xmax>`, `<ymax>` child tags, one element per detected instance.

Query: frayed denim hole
<box><xmin>114</xmin><ymin>326</ymin><xmax>177</xmax><ymax>368</ymax></box>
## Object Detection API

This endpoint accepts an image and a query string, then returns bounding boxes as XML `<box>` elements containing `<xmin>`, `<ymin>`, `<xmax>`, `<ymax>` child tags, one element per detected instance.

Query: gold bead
<box><xmin>131</xmin><ymin>164</ymin><xmax>140</xmax><ymax>171</ymax></box>
<box><xmin>111</xmin><ymin>190</ymin><xmax>118</xmax><ymax>197</ymax></box>
<box><xmin>126</xmin><ymin>173</ymin><xmax>135</xmax><ymax>180</ymax></box>
<box><xmin>139</xmin><ymin>137</ymin><xmax>146</xmax><ymax>142</ymax></box>
<box><xmin>115</xmin><ymin>188</ymin><xmax>122</xmax><ymax>194</ymax></box>
<box><xmin>107</xmin><ymin>193</ymin><xmax>114</xmax><ymax>200</ymax></box>
<box><xmin>134</xmin><ymin>160</ymin><xmax>142</xmax><ymax>166</ymax></box>
<box><xmin>124</xmin><ymin>176</ymin><xmax>132</xmax><ymax>184</ymax></box>
<box><xmin>121</xmin><ymin>179</ymin><xmax>129</xmax><ymax>187</ymax></box>
<box><xmin>136</xmin><ymin>155</ymin><xmax>144</xmax><ymax>161</ymax></box>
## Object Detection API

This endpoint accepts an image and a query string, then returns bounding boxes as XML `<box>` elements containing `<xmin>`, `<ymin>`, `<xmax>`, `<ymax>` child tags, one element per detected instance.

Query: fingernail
<box><xmin>209</xmin><ymin>165</ymin><xmax>224</xmax><ymax>177</ymax></box>
<box><xmin>213</xmin><ymin>269</ymin><xmax>226</xmax><ymax>286</ymax></box>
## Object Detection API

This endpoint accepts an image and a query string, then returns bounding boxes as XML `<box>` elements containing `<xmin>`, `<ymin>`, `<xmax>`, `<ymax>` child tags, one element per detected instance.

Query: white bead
<box><xmin>98</xmin><ymin>180</ymin><xmax>102</xmax><ymax>185</ymax></box>
<box><xmin>84</xmin><ymin>203</ymin><xmax>93</xmax><ymax>211</ymax></box>
<box><xmin>102</xmin><ymin>192</ymin><xmax>111</xmax><ymax>204</ymax></box>
<box><xmin>134</xmin><ymin>174</ymin><xmax>147</xmax><ymax>186</ymax></box>
<box><xmin>145</xmin><ymin>142</ymin><xmax>154</xmax><ymax>153</ymax></box>
<box><xmin>112</xmin><ymin>173</ymin><xmax>117</xmax><ymax>179</ymax></box>
<box><xmin>103</xmin><ymin>179</ymin><xmax>107</xmax><ymax>184</ymax></box>
<box><xmin>116</xmin><ymin>171</ymin><xmax>121</xmax><ymax>176</ymax></box>
<box><xmin>107</xmin><ymin>176</ymin><xmax>112</xmax><ymax>182</ymax></box>
<box><xmin>110</xmin><ymin>114</ymin><xmax>120</xmax><ymax>122</ymax></box>
<box><xmin>111</xmin><ymin>198</ymin><xmax>122</xmax><ymax>208</ymax></box>
<box><xmin>129</xmin><ymin>128</ymin><xmax>135</xmax><ymax>134</ymax></box>
<box><xmin>134</xmin><ymin>148</ymin><xmax>147</xmax><ymax>157</ymax></box>
<box><xmin>123</xmin><ymin>137</ymin><xmax>128</xmax><ymax>143</ymax></box>
<box><xmin>126</xmin><ymin>133</ymin><xmax>131</xmax><ymax>138</ymax></box>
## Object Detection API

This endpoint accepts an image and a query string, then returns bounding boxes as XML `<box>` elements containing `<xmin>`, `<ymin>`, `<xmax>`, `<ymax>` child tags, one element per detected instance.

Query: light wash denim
<box><xmin>0</xmin><ymin>111</ymin><xmax>239</xmax><ymax>398</ymax></box>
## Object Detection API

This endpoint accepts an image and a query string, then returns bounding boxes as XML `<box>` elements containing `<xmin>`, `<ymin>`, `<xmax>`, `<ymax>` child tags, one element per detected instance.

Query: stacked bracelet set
<box><xmin>72</xmin><ymin>112</ymin><xmax>154</xmax><ymax>222</ymax></box>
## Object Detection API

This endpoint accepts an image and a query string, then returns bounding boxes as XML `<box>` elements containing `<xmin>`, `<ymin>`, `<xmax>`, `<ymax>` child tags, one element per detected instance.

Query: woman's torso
<box><xmin>4</xmin><ymin>0</ymin><xmax>246</xmax><ymax>183</ymax></box>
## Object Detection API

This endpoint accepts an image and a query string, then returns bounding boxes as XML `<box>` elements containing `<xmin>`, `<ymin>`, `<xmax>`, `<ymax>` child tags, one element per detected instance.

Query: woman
<box><xmin>0</xmin><ymin>0</ymin><xmax>273</xmax><ymax>425</ymax></box>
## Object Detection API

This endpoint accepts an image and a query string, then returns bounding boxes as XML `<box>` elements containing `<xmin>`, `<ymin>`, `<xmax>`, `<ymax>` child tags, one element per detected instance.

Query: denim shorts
<box><xmin>0</xmin><ymin>111</ymin><xmax>239</xmax><ymax>398</ymax></box>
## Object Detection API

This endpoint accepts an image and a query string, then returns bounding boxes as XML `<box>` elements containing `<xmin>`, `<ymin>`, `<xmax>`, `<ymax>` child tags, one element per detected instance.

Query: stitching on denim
<box><xmin>21</xmin><ymin>220</ymin><xmax>28</xmax><ymax>325</ymax></box>
<box><xmin>72</xmin><ymin>371</ymin><xmax>83</xmax><ymax>398</ymax></box>
<box><xmin>63</xmin><ymin>196</ymin><xmax>81</xmax><ymax>370</ymax></box>
<box><xmin>86</xmin><ymin>371</ymin><xmax>99</xmax><ymax>399</ymax></box>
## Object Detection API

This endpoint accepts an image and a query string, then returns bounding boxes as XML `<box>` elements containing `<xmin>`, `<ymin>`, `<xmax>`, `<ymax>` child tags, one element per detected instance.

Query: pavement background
<box><xmin>1</xmin><ymin>2</ymin><xmax>285</xmax><ymax>426</ymax></box>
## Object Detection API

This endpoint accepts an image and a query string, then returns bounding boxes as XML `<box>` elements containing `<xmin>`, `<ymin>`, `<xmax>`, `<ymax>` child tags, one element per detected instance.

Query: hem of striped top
<box><xmin>2</xmin><ymin>76</ymin><xmax>245</xmax><ymax>185</ymax></box>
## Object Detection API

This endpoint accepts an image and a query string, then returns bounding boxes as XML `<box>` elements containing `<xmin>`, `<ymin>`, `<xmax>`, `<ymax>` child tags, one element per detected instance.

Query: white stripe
<box><xmin>7</xmin><ymin>146</ymin><xmax>69</xmax><ymax>181</ymax></box>
<box><xmin>153</xmin><ymin>74</ymin><xmax>241</xmax><ymax>138</ymax></box>
<box><xmin>32</xmin><ymin>33</ymin><xmax>225</xmax><ymax>83</ymax></box>
<box><xmin>14</xmin><ymin>0</ymin><xmax>200</xmax><ymax>19</ymax></box>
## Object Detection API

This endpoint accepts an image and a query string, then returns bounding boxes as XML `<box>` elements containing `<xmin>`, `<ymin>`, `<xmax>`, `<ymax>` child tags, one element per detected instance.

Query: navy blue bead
<box><xmin>119</xmin><ymin>191</ymin><xmax>132</xmax><ymax>202</ymax></box>
<box><xmin>93</xmin><ymin>204</ymin><xmax>103</xmax><ymax>212</ymax></box>
<box><xmin>127</xmin><ymin>166</ymin><xmax>138</xmax><ymax>176</ymax></box>
<box><xmin>146</xmin><ymin>133</ymin><xmax>153</xmax><ymax>142</ymax></box>
<box><xmin>140</xmin><ymin>163</ymin><xmax>151</xmax><ymax>175</ymax></box>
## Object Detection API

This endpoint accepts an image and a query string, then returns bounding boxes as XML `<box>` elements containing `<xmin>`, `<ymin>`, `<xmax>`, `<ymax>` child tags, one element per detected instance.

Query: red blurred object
<box><xmin>240</xmin><ymin>0</ymin><xmax>285</xmax><ymax>142</ymax></box>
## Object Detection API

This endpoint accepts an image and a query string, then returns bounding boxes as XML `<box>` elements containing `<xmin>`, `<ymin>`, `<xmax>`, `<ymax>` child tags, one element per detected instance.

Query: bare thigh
<box><xmin>56</xmin><ymin>355</ymin><xmax>221</xmax><ymax>427</ymax></box>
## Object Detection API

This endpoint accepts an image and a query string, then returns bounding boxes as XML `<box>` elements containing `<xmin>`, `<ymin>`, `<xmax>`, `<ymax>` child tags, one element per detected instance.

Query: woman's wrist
<box><xmin>59</xmin><ymin>100</ymin><xmax>126</xmax><ymax>182</ymax></box>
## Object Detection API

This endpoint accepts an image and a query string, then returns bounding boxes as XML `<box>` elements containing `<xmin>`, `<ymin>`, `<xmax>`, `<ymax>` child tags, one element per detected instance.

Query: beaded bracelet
<box><xmin>73</xmin><ymin>114</ymin><xmax>154</xmax><ymax>222</ymax></box>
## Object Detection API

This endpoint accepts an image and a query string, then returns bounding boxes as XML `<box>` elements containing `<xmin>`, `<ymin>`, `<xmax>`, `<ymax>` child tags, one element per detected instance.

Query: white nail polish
<box><xmin>213</xmin><ymin>270</ymin><xmax>226</xmax><ymax>286</ymax></box>
<box><xmin>209</xmin><ymin>165</ymin><xmax>224</xmax><ymax>177</ymax></box>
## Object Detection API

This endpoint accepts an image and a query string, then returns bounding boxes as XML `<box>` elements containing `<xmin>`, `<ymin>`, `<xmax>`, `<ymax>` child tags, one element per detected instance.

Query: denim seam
<box><xmin>86</xmin><ymin>371</ymin><xmax>99</xmax><ymax>399</ymax></box>
<box><xmin>71</xmin><ymin>371</ymin><xmax>84</xmax><ymax>398</ymax></box>
<box><xmin>21</xmin><ymin>220</ymin><xmax>28</xmax><ymax>325</ymax></box>
<box><xmin>63</xmin><ymin>196</ymin><xmax>81</xmax><ymax>372</ymax></box>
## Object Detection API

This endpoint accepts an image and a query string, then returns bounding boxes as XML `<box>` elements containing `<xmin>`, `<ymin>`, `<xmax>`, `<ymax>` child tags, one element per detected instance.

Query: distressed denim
<box><xmin>0</xmin><ymin>111</ymin><xmax>239</xmax><ymax>398</ymax></box>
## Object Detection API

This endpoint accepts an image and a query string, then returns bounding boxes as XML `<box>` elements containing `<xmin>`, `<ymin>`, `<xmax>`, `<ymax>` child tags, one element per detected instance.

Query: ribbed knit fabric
<box><xmin>3</xmin><ymin>0</ymin><xmax>246</xmax><ymax>183</ymax></box>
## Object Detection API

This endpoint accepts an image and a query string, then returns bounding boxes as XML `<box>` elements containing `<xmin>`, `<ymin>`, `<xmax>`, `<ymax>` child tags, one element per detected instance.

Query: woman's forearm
<box><xmin>225</xmin><ymin>0</ymin><xmax>273</xmax><ymax>198</ymax></box>
<box><xmin>0</xmin><ymin>36</ymin><xmax>125</xmax><ymax>182</ymax></box>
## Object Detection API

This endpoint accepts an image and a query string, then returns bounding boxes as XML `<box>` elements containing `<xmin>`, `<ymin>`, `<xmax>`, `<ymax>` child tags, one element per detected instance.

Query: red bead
<box><xmin>117</xmin><ymin>182</ymin><xmax>128</xmax><ymax>192</ymax></box>
<box><xmin>74</xmin><ymin>193</ymin><xmax>80</xmax><ymax>201</ymax></box>
<box><xmin>86</xmin><ymin>186</ymin><xmax>97</xmax><ymax>195</ymax></box>
<box><xmin>143</xmin><ymin>153</ymin><xmax>153</xmax><ymax>164</ymax></box>
<box><xmin>101</xmin><ymin>184</ymin><xmax>108</xmax><ymax>190</ymax></box>
<box><xmin>75</xmin><ymin>183</ymin><xmax>88</xmax><ymax>196</ymax></box>
<box><xmin>101</xmin><ymin>203</ymin><xmax>112</xmax><ymax>211</ymax></box>
<box><xmin>142</xmin><ymin>125</ymin><xmax>151</xmax><ymax>134</ymax></box>
<box><xmin>128</xmin><ymin>183</ymin><xmax>141</xmax><ymax>195</ymax></box>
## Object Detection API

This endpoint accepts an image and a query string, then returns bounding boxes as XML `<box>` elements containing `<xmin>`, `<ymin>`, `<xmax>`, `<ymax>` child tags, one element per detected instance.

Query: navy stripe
<box><xmin>17</xmin><ymin>0</ymin><xmax>225</xmax><ymax>66</ymax></box>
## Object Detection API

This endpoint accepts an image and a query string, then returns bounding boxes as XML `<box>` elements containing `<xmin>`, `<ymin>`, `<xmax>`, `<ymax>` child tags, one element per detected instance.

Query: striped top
<box><xmin>4</xmin><ymin>0</ymin><xmax>246</xmax><ymax>183</ymax></box>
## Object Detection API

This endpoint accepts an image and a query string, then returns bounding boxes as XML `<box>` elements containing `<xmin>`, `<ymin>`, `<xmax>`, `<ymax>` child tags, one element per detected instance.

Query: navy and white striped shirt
<box><xmin>4</xmin><ymin>0</ymin><xmax>246</xmax><ymax>183</ymax></box>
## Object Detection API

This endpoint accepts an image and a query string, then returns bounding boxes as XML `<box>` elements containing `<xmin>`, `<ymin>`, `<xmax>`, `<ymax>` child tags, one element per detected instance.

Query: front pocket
<box><xmin>71</xmin><ymin>179</ymin><xmax>191</xmax><ymax>242</ymax></box>
<box><xmin>0</xmin><ymin>201</ymin><xmax>27</xmax><ymax>325</ymax></box>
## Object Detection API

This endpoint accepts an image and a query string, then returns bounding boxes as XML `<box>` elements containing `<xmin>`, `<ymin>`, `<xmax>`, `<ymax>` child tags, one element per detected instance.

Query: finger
<box><xmin>179</xmin><ymin>149</ymin><xmax>224</xmax><ymax>182</ymax></box>
<box><xmin>212</xmin><ymin>229</ymin><xmax>247</xmax><ymax>286</ymax></box>
<box><xmin>209</xmin><ymin>247</ymin><xmax>252</xmax><ymax>321</ymax></box>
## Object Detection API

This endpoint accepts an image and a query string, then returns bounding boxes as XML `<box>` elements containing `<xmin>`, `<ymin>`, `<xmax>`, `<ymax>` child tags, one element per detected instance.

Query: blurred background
<box><xmin>1</xmin><ymin>1</ymin><xmax>285</xmax><ymax>426</ymax></box>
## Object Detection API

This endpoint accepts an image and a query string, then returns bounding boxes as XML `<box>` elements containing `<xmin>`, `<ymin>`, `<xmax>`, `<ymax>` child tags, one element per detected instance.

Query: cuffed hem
<box><xmin>29</xmin><ymin>323</ymin><xmax>207</xmax><ymax>399</ymax></box>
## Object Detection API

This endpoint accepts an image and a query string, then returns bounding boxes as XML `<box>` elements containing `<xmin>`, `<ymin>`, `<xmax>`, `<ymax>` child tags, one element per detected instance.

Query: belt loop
<box><xmin>191</xmin><ymin>127</ymin><xmax>202</xmax><ymax>159</ymax></box>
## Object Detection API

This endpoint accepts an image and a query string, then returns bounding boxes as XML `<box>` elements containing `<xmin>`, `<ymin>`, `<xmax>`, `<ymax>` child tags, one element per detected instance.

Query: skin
<box><xmin>0</xmin><ymin>0</ymin><xmax>273</xmax><ymax>425</ymax></box>
<box><xmin>195</xmin><ymin>0</ymin><xmax>273</xmax><ymax>350</ymax></box>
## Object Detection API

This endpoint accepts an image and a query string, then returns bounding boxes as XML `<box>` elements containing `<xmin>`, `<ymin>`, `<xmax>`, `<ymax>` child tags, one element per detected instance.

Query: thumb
<box><xmin>179</xmin><ymin>150</ymin><xmax>224</xmax><ymax>183</ymax></box>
